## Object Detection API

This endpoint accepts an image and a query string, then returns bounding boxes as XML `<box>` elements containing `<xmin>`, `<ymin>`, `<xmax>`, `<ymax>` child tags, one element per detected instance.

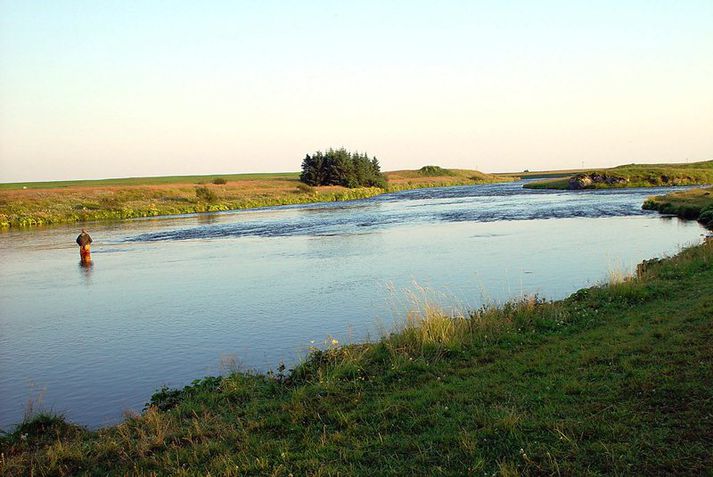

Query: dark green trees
<box><xmin>300</xmin><ymin>148</ymin><xmax>386</xmax><ymax>188</ymax></box>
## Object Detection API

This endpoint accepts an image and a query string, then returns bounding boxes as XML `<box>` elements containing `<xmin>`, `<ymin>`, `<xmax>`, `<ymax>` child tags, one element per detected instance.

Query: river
<box><xmin>0</xmin><ymin>181</ymin><xmax>706</xmax><ymax>428</ymax></box>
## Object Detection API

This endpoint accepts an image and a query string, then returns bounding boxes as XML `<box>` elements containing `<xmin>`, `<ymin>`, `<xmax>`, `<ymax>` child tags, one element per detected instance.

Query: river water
<box><xmin>0</xmin><ymin>181</ymin><xmax>706</xmax><ymax>428</ymax></box>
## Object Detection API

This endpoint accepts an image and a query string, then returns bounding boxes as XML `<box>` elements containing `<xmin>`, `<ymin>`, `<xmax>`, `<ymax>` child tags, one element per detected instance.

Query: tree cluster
<box><xmin>300</xmin><ymin>148</ymin><xmax>387</xmax><ymax>188</ymax></box>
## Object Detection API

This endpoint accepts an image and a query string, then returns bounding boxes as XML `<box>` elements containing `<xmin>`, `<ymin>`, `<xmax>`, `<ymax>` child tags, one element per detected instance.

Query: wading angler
<box><xmin>76</xmin><ymin>229</ymin><xmax>92</xmax><ymax>265</ymax></box>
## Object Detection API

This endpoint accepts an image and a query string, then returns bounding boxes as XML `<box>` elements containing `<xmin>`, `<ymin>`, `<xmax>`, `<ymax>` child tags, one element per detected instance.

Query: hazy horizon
<box><xmin>1</xmin><ymin>1</ymin><xmax>712</xmax><ymax>183</ymax></box>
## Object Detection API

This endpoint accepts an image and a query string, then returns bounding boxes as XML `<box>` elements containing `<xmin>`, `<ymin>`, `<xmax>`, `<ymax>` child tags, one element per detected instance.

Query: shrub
<box><xmin>419</xmin><ymin>165</ymin><xmax>453</xmax><ymax>176</ymax></box>
<box><xmin>195</xmin><ymin>186</ymin><xmax>218</xmax><ymax>203</ymax></box>
<box><xmin>212</xmin><ymin>177</ymin><xmax>227</xmax><ymax>185</ymax></box>
<box><xmin>659</xmin><ymin>202</ymin><xmax>677</xmax><ymax>214</ymax></box>
<box><xmin>698</xmin><ymin>205</ymin><xmax>713</xmax><ymax>225</ymax></box>
<box><xmin>1</xmin><ymin>412</ymin><xmax>80</xmax><ymax>447</ymax></box>
<box><xmin>642</xmin><ymin>199</ymin><xmax>657</xmax><ymax>210</ymax></box>
<box><xmin>679</xmin><ymin>205</ymin><xmax>701</xmax><ymax>220</ymax></box>
<box><xmin>147</xmin><ymin>376</ymin><xmax>223</xmax><ymax>411</ymax></box>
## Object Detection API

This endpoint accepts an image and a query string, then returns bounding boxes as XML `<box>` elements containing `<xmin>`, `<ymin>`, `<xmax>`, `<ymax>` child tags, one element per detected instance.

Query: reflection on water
<box><xmin>79</xmin><ymin>261</ymin><xmax>94</xmax><ymax>283</ymax></box>
<box><xmin>196</xmin><ymin>213</ymin><xmax>220</xmax><ymax>225</ymax></box>
<box><xmin>0</xmin><ymin>181</ymin><xmax>706</xmax><ymax>428</ymax></box>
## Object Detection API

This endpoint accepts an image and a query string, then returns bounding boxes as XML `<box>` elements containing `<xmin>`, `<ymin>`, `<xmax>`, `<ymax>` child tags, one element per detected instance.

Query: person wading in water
<box><xmin>76</xmin><ymin>229</ymin><xmax>93</xmax><ymax>264</ymax></box>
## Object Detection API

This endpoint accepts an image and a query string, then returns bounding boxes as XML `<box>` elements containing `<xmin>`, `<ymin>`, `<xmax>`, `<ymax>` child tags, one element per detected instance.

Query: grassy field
<box><xmin>524</xmin><ymin>159</ymin><xmax>713</xmax><ymax>190</ymax></box>
<box><xmin>643</xmin><ymin>186</ymin><xmax>713</xmax><ymax>227</ymax></box>
<box><xmin>0</xmin><ymin>172</ymin><xmax>302</xmax><ymax>191</ymax></box>
<box><xmin>0</xmin><ymin>168</ymin><xmax>511</xmax><ymax>228</ymax></box>
<box><xmin>384</xmin><ymin>168</ymin><xmax>512</xmax><ymax>191</ymax></box>
<box><xmin>2</xmin><ymin>239</ymin><xmax>712</xmax><ymax>475</ymax></box>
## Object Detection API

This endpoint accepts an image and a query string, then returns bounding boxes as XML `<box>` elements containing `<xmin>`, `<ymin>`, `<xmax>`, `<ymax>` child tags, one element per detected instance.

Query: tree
<box><xmin>300</xmin><ymin>148</ymin><xmax>386</xmax><ymax>188</ymax></box>
<box><xmin>300</xmin><ymin>153</ymin><xmax>328</xmax><ymax>186</ymax></box>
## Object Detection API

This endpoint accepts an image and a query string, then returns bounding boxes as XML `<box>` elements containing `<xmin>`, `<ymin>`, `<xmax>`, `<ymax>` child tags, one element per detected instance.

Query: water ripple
<box><xmin>124</xmin><ymin>182</ymin><xmax>685</xmax><ymax>243</ymax></box>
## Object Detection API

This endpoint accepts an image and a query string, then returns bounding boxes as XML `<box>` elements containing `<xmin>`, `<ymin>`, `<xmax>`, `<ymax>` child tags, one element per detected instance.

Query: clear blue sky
<box><xmin>1</xmin><ymin>1</ymin><xmax>712</xmax><ymax>182</ymax></box>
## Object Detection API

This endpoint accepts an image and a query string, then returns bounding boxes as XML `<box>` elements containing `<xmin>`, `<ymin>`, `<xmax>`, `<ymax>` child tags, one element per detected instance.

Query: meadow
<box><xmin>524</xmin><ymin>159</ymin><xmax>713</xmax><ymax>189</ymax></box>
<box><xmin>0</xmin><ymin>173</ymin><xmax>305</xmax><ymax>191</ymax></box>
<box><xmin>0</xmin><ymin>169</ymin><xmax>511</xmax><ymax>228</ymax></box>
<box><xmin>2</xmin><ymin>236</ymin><xmax>712</xmax><ymax>475</ymax></box>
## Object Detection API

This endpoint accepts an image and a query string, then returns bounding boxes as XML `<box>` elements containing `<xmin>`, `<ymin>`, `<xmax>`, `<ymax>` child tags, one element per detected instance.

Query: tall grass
<box><xmin>386</xmin><ymin>299</ymin><xmax>470</xmax><ymax>360</ymax></box>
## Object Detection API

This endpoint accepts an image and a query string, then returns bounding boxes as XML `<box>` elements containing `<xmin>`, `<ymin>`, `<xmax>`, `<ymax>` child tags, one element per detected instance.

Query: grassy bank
<box><xmin>0</xmin><ymin>169</ymin><xmax>511</xmax><ymax>228</ymax></box>
<box><xmin>643</xmin><ymin>186</ymin><xmax>713</xmax><ymax>227</ymax></box>
<box><xmin>0</xmin><ymin>184</ymin><xmax>386</xmax><ymax>228</ymax></box>
<box><xmin>525</xmin><ymin>159</ymin><xmax>713</xmax><ymax>190</ymax></box>
<box><xmin>2</xmin><ymin>241</ymin><xmax>712</xmax><ymax>475</ymax></box>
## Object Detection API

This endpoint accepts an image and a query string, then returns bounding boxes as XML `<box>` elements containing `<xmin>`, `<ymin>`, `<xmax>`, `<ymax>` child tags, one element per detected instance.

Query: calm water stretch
<box><xmin>0</xmin><ymin>181</ymin><xmax>706</xmax><ymax>428</ymax></box>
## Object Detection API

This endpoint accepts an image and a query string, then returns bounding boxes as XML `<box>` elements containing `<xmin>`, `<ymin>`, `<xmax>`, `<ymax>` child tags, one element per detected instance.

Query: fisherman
<box><xmin>76</xmin><ymin>229</ymin><xmax>93</xmax><ymax>264</ymax></box>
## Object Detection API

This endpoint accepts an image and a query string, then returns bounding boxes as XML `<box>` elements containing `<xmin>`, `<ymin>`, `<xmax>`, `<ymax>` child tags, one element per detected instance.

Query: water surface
<box><xmin>0</xmin><ymin>181</ymin><xmax>705</xmax><ymax>428</ymax></box>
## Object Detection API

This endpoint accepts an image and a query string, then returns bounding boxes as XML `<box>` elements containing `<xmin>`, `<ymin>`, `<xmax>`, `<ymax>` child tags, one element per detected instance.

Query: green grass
<box><xmin>643</xmin><ymin>186</ymin><xmax>713</xmax><ymax>227</ymax></box>
<box><xmin>0</xmin><ymin>168</ymin><xmax>506</xmax><ymax>192</ymax></box>
<box><xmin>385</xmin><ymin>169</ymin><xmax>514</xmax><ymax>192</ymax></box>
<box><xmin>0</xmin><ymin>172</ymin><xmax>301</xmax><ymax>191</ymax></box>
<box><xmin>2</xmin><ymin>242</ymin><xmax>712</xmax><ymax>475</ymax></box>
<box><xmin>0</xmin><ymin>186</ymin><xmax>387</xmax><ymax>228</ymax></box>
<box><xmin>525</xmin><ymin>159</ymin><xmax>713</xmax><ymax>189</ymax></box>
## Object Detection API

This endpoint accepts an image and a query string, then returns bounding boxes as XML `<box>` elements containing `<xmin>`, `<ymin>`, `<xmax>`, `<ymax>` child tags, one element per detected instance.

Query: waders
<box><xmin>76</xmin><ymin>230</ymin><xmax>93</xmax><ymax>265</ymax></box>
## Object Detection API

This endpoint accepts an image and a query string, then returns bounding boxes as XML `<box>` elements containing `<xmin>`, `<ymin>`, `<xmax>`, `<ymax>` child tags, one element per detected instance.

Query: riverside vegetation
<box><xmin>525</xmin><ymin>159</ymin><xmax>713</xmax><ymax>190</ymax></box>
<box><xmin>644</xmin><ymin>186</ymin><xmax>713</xmax><ymax>227</ymax></box>
<box><xmin>2</xmin><ymin>234</ymin><xmax>712</xmax><ymax>475</ymax></box>
<box><xmin>3</xmin><ymin>159</ymin><xmax>711</xmax><ymax>227</ymax></box>
<box><xmin>0</xmin><ymin>167</ymin><xmax>510</xmax><ymax>228</ymax></box>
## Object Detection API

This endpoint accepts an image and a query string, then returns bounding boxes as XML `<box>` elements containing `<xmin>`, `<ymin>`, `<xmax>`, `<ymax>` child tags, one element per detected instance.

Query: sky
<box><xmin>0</xmin><ymin>1</ymin><xmax>712</xmax><ymax>182</ymax></box>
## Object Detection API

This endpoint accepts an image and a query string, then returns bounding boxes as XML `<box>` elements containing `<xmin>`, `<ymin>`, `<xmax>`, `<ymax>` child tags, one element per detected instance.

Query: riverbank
<box><xmin>643</xmin><ymin>186</ymin><xmax>713</xmax><ymax>227</ymax></box>
<box><xmin>0</xmin><ymin>169</ymin><xmax>511</xmax><ymax>228</ymax></box>
<box><xmin>524</xmin><ymin>159</ymin><xmax>713</xmax><ymax>190</ymax></box>
<box><xmin>2</xmin><ymin>238</ymin><xmax>711</xmax><ymax>475</ymax></box>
